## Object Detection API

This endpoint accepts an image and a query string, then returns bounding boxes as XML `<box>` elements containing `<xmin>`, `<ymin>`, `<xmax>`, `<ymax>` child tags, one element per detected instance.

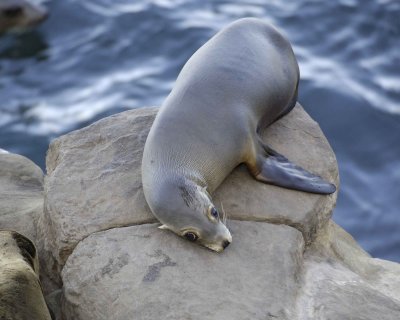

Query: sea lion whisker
<box><xmin>220</xmin><ymin>202</ymin><xmax>227</xmax><ymax>225</ymax></box>
<box><xmin>220</xmin><ymin>201</ymin><xmax>224</xmax><ymax>223</ymax></box>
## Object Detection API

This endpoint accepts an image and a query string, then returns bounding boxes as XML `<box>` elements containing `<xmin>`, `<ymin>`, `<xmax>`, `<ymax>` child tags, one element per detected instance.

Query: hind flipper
<box><xmin>247</xmin><ymin>144</ymin><xmax>336</xmax><ymax>195</ymax></box>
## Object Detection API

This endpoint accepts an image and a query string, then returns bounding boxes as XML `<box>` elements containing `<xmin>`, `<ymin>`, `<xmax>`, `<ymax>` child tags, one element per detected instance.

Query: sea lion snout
<box><xmin>205</xmin><ymin>238</ymin><xmax>231</xmax><ymax>253</ymax></box>
<box><xmin>205</xmin><ymin>225</ymin><xmax>232</xmax><ymax>252</ymax></box>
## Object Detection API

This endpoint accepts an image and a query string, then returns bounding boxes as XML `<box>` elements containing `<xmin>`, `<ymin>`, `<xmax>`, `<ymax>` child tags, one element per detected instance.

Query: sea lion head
<box><xmin>0</xmin><ymin>0</ymin><xmax>48</xmax><ymax>33</ymax></box>
<box><xmin>0</xmin><ymin>230</ymin><xmax>38</xmax><ymax>273</ymax></box>
<box><xmin>148</xmin><ymin>177</ymin><xmax>232</xmax><ymax>253</ymax></box>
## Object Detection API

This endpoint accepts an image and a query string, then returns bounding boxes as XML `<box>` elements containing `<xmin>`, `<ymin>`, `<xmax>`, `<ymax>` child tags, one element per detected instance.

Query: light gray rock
<box><xmin>39</xmin><ymin>108</ymin><xmax>157</xmax><ymax>283</ymax></box>
<box><xmin>62</xmin><ymin>222</ymin><xmax>304</xmax><ymax>320</ymax></box>
<box><xmin>304</xmin><ymin>221</ymin><xmax>400</xmax><ymax>300</ymax></box>
<box><xmin>39</xmin><ymin>104</ymin><xmax>338</xmax><ymax>281</ymax></box>
<box><xmin>295</xmin><ymin>221</ymin><xmax>400</xmax><ymax>320</ymax></box>
<box><xmin>297</xmin><ymin>258</ymin><xmax>400</xmax><ymax>320</ymax></box>
<box><xmin>0</xmin><ymin>153</ymin><xmax>44</xmax><ymax>242</ymax></box>
<box><xmin>61</xmin><ymin>221</ymin><xmax>400</xmax><ymax>320</ymax></box>
<box><xmin>36</xmin><ymin>105</ymin><xmax>400</xmax><ymax>320</ymax></box>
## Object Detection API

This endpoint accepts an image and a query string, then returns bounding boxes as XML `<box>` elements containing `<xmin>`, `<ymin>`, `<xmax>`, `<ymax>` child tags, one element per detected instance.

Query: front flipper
<box><xmin>250</xmin><ymin>147</ymin><xmax>336</xmax><ymax>194</ymax></box>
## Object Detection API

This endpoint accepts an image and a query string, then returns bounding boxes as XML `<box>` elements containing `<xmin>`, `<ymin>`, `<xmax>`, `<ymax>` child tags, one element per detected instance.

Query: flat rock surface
<box><xmin>41</xmin><ymin>104</ymin><xmax>338</xmax><ymax>274</ymax></box>
<box><xmin>62</xmin><ymin>221</ymin><xmax>304</xmax><ymax>320</ymax></box>
<box><xmin>295</xmin><ymin>221</ymin><xmax>400</xmax><ymax>320</ymax></box>
<box><xmin>0</xmin><ymin>153</ymin><xmax>44</xmax><ymax>242</ymax></box>
<box><xmin>296</xmin><ymin>259</ymin><xmax>400</xmax><ymax>320</ymax></box>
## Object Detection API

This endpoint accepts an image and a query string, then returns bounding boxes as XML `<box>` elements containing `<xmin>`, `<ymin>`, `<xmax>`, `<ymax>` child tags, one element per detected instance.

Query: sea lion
<box><xmin>0</xmin><ymin>0</ymin><xmax>48</xmax><ymax>34</ymax></box>
<box><xmin>141</xmin><ymin>18</ymin><xmax>336</xmax><ymax>252</ymax></box>
<box><xmin>0</xmin><ymin>230</ymin><xmax>53</xmax><ymax>320</ymax></box>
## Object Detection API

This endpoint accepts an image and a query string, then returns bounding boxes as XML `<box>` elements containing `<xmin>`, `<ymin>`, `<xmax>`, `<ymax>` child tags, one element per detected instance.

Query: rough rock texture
<box><xmin>62</xmin><ymin>222</ymin><xmax>304</xmax><ymax>320</ymax></box>
<box><xmin>298</xmin><ymin>260</ymin><xmax>400</xmax><ymax>320</ymax></box>
<box><xmin>39</xmin><ymin>104</ymin><xmax>338</xmax><ymax>282</ymax></box>
<box><xmin>0</xmin><ymin>153</ymin><xmax>44</xmax><ymax>242</ymax></box>
<box><xmin>296</xmin><ymin>221</ymin><xmax>400</xmax><ymax>320</ymax></box>
<box><xmin>35</xmin><ymin>106</ymin><xmax>400</xmax><ymax>319</ymax></box>
<box><xmin>38</xmin><ymin>108</ymin><xmax>157</xmax><ymax>283</ymax></box>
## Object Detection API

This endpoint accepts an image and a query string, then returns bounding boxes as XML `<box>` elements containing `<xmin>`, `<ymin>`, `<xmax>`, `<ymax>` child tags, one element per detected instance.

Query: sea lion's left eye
<box><xmin>210</xmin><ymin>207</ymin><xmax>219</xmax><ymax>219</ymax></box>
<box><xmin>184</xmin><ymin>232</ymin><xmax>198</xmax><ymax>242</ymax></box>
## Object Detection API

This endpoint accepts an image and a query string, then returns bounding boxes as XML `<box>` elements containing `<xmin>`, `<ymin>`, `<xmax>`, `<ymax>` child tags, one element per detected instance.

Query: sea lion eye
<box><xmin>184</xmin><ymin>232</ymin><xmax>198</xmax><ymax>242</ymax></box>
<box><xmin>210</xmin><ymin>207</ymin><xmax>219</xmax><ymax>219</ymax></box>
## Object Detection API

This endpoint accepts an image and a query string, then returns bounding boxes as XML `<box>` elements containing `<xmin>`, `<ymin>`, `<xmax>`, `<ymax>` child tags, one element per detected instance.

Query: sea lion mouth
<box><xmin>204</xmin><ymin>244</ymin><xmax>225</xmax><ymax>253</ymax></box>
<box><xmin>204</xmin><ymin>239</ymin><xmax>231</xmax><ymax>253</ymax></box>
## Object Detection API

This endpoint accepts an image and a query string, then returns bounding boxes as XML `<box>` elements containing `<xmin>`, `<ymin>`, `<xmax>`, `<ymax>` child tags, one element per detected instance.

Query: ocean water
<box><xmin>0</xmin><ymin>0</ymin><xmax>399</xmax><ymax>261</ymax></box>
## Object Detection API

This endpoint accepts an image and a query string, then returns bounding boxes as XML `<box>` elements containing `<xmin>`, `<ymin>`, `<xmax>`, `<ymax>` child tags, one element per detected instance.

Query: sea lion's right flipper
<box><xmin>248</xmin><ymin>145</ymin><xmax>336</xmax><ymax>195</ymax></box>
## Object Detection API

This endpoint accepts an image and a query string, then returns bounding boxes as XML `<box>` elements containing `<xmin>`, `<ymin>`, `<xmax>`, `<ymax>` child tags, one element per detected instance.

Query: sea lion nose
<box><xmin>222</xmin><ymin>240</ymin><xmax>231</xmax><ymax>249</ymax></box>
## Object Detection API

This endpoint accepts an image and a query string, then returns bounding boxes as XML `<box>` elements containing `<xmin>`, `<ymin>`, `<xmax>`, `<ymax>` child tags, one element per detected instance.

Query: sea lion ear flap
<box><xmin>11</xmin><ymin>231</ymin><xmax>37</xmax><ymax>272</ymax></box>
<box><xmin>158</xmin><ymin>224</ymin><xmax>171</xmax><ymax>230</ymax></box>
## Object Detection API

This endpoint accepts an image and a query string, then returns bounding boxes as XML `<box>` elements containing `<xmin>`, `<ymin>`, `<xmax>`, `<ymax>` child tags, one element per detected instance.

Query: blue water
<box><xmin>1</xmin><ymin>0</ymin><xmax>399</xmax><ymax>261</ymax></box>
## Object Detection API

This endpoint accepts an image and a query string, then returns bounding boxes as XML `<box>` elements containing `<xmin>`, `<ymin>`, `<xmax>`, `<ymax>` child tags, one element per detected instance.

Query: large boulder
<box><xmin>37</xmin><ymin>105</ymin><xmax>400</xmax><ymax>319</ymax></box>
<box><xmin>38</xmin><ymin>104</ymin><xmax>338</xmax><ymax>282</ymax></box>
<box><xmin>0</xmin><ymin>152</ymin><xmax>44</xmax><ymax>243</ymax></box>
<box><xmin>62</xmin><ymin>222</ymin><xmax>304</xmax><ymax>320</ymax></box>
<box><xmin>39</xmin><ymin>108</ymin><xmax>157</xmax><ymax>283</ymax></box>
<box><xmin>61</xmin><ymin>221</ymin><xmax>400</xmax><ymax>320</ymax></box>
